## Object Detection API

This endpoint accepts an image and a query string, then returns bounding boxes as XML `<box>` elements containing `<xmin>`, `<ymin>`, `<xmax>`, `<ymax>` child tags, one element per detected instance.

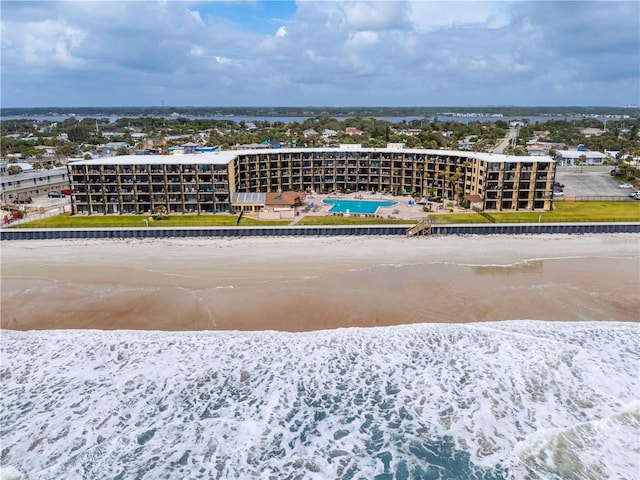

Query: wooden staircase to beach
<box><xmin>406</xmin><ymin>217</ymin><xmax>432</xmax><ymax>237</ymax></box>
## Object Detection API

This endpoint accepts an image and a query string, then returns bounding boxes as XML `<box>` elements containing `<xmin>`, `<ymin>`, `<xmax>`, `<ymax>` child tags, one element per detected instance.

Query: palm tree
<box><xmin>415</xmin><ymin>164</ymin><xmax>425</xmax><ymax>196</ymax></box>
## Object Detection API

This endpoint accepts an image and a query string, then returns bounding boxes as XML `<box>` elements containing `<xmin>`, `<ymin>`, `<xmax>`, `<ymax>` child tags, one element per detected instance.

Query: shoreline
<box><xmin>2</xmin><ymin>234</ymin><xmax>639</xmax><ymax>331</ymax></box>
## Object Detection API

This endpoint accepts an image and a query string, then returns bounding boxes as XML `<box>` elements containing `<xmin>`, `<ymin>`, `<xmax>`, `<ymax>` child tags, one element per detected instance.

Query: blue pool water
<box><xmin>323</xmin><ymin>199</ymin><xmax>397</xmax><ymax>214</ymax></box>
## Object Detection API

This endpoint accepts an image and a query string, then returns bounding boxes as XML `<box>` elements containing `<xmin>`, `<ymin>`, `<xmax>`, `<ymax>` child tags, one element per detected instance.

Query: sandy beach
<box><xmin>1</xmin><ymin>234</ymin><xmax>638</xmax><ymax>331</ymax></box>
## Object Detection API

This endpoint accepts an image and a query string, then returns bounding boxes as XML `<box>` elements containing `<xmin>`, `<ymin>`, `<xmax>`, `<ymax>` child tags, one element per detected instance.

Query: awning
<box><xmin>464</xmin><ymin>194</ymin><xmax>483</xmax><ymax>203</ymax></box>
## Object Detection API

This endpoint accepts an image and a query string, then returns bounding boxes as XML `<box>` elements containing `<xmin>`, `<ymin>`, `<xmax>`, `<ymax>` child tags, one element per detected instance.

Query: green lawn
<box><xmin>430</xmin><ymin>201</ymin><xmax>640</xmax><ymax>224</ymax></box>
<box><xmin>296</xmin><ymin>216</ymin><xmax>415</xmax><ymax>226</ymax></box>
<box><xmin>13</xmin><ymin>214</ymin><xmax>290</xmax><ymax>228</ymax></box>
<box><xmin>11</xmin><ymin>201</ymin><xmax>640</xmax><ymax>228</ymax></box>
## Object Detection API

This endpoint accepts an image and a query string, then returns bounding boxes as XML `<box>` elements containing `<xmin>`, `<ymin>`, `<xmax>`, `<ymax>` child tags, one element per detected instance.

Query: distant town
<box><xmin>1</xmin><ymin>106</ymin><xmax>639</xmax><ymax>222</ymax></box>
<box><xmin>1</xmin><ymin>106</ymin><xmax>639</xmax><ymax>166</ymax></box>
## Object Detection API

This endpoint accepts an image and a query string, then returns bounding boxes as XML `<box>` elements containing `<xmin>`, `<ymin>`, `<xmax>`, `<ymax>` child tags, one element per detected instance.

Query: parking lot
<box><xmin>554</xmin><ymin>166</ymin><xmax>633</xmax><ymax>199</ymax></box>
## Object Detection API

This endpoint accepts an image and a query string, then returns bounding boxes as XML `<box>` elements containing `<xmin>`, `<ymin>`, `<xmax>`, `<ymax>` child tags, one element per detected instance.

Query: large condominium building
<box><xmin>67</xmin><ymin>147</ymin><xmax>556</xmax><ymax>215</ymax></box>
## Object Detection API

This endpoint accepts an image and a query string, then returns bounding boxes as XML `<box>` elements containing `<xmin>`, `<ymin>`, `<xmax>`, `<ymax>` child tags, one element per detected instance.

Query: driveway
<box><xmin>554</xmin><ymin>166</ymin><xmax>631</xmax><ymax>199</ymax></box>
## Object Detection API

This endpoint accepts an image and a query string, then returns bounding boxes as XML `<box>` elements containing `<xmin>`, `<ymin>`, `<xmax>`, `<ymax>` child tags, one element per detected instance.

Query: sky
<box><xmin>1</xmin><ymin>0</ymin><xmax>639</xmax><ymax>108</ymax></box>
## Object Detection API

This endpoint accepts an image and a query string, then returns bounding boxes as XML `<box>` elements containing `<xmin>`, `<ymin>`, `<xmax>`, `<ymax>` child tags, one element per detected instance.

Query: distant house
<box><xmin>322</xmin><ymin>129</ymin><xmax>338</xmax><ymax>139</ymax></box>
<box><xmin>303</xmin><ymin>129</ymin><xmax>318</xmax><ymax>138</ymax></box>
<box><xmin>525</xmin><ymin>141</ymin><xmax>563</xmax><ymax>156</ymax></box>
<box><xmin>345</xmin><ymin>127</ymin><xmax>363</xmax><ymax>136</ymax></box>
<box><xmin>579</xmin><ymin>127</ymin><xmax>606</xmax><ymax>138</ymax></box>
<box><xmin>97</xmin><ymin>142</ymin><xmax>130</xmax><ymax>157</ymax></box>
<box><xmin>143</xmin><ymin>137</ymin><xmax>164</xmax><ymax>151</ymax></box>
<box><xmin>398</xmin><ymin>128</ymin><xmax>422</xmax><ymax>137</ymax></box>
<box><xmin>165</xmin><ymin>134</ymin><xmax>192</xmax><ymax>142</ymax></box>
<box><xmin>171</xmin><ymin>142</ymin><xmax>198</xmax><ymax>154</ymax></box>
<box><xmin>554</xmin><ymin>150</ymin><xmax>605</xmax><ymax>166</ymax></box>
<box><xmin>168</xmin><ymin>143</ymin><xmax>218</xmax><ymax>154</ymax></box>
<box><xmin>34</xmin><ymin>145</ymin><xmax>58</xmax><ymax>162</ymax></box>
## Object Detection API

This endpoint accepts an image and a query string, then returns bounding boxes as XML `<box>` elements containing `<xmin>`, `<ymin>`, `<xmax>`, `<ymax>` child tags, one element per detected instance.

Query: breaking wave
<box><xmin>1</xmin><ymin>321</ymin><xmax>638</xmax><ymax>479</ymax></box>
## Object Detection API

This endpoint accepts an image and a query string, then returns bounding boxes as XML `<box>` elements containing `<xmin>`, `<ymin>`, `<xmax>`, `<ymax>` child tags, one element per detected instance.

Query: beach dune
<box><xmin>1</xmin><ymin>234</ymin><xmax>638</xmax><ymax>331</ymax></box>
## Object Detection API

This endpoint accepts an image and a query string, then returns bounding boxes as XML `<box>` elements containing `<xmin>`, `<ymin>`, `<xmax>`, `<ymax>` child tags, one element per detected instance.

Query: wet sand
<box><xmin>1</xmin><ymin>234</ymin><xmax>639</xmax><ymax>331</ymax></box>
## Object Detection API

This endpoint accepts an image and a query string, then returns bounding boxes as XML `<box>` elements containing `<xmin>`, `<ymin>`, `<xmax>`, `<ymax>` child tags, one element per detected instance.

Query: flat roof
<box><xmin>67</xmin><ymin>148</ymin><xmax>554</xmax><ymax>166</ymax></box>
<box><xmin>555</xmin><ymin>150</ymin><xmax>605</xmax><ymax>158</ymax></box>
<box><xmin>68</xmin><ymin>152</ymin><xmax>237</xmax><ymax>166</ymax></box>
<box><xmin>0</xmin><ymin>167</ymin><xmax>67</xmax><ymax>183</ymax></box>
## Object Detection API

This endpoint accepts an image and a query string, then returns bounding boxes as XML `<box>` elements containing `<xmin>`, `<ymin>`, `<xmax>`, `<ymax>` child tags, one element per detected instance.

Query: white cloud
<box><xmin>17</xmin><ymin>19</ymin><xmax>86</xmax><ymax>68</ymax></box>
<box><xmin>339</xmin><ymin>1</ymin><xmax>408</xmax><ymax>30</ymax></box>
<box><xmin>409</xmin><ymin>1</ymin><xmax>510</xmax><ymax>31</ymax></box>
<box><xmin>190</xmin><ymin>45</ymin><xmax>205</xmax><ymax>57</ymax></box>
<box><xmin>0</xmin><ymin>1</ymin><xmax>637</xmax><ymax>107</ymax></box>
<box><xmin>346</xmin><ymin>31</ymin><xmax>379</xmax><ymax>48</ymax></box>
<box><xmin>187</xmin><ymin>9</ymin><xmax>205</xmax><ymax>27</ymax></box>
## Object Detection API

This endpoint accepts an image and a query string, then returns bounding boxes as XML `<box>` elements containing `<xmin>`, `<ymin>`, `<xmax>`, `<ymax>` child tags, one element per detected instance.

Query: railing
<box><xmin>554</xmin><ymin>196</ymin><xmax>637</xmax><ymax>202</ymax></box>
<box><xmin>430</xmin><ymin>216</ymin><xmax>639</xmax><ymax>224</ymax></box>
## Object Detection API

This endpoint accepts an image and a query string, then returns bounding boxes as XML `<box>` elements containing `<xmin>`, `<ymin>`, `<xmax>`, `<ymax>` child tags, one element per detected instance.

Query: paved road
<box><xmin>492</xmin><ymin>127</ymin><xmax>518</xmax><ymax>154</ymax></box>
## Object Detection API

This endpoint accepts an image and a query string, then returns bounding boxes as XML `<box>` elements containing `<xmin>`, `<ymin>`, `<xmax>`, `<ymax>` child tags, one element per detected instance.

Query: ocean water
<box><xmin>1</xmin><ymin>321</ymin><xmax>638</xmax><ymax>480</ymax></box>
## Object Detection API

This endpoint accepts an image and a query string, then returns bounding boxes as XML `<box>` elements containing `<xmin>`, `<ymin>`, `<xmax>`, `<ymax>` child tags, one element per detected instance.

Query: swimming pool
<box><xmin>323</xmin><ymin>198</ymin><xmax>397</xmax><ymax>215</ymax></box>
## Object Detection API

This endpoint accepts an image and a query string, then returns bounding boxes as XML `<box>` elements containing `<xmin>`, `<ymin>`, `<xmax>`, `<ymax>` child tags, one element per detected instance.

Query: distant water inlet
<box><xmin>323</xmin><ymin>198</ymin><xmax>397</xmax><ymax>215</ymax></box>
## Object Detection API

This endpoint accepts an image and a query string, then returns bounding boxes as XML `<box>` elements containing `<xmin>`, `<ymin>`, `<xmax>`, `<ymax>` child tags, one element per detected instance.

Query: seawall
<box><xmin>2</xmin><ymin>223</ymin><xmax>639</xmax><ymax>240</ymax></box>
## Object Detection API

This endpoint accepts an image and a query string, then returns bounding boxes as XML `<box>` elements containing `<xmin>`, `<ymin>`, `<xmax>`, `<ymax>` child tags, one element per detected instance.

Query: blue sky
<box><xmin>1</xmin><ymin>1</ymin><xmax>639</xmax><ymax>108</ymax></box>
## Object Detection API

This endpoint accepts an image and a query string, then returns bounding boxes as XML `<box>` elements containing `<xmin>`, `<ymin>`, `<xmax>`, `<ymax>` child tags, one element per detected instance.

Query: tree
<box><xmin>67</xmin><ymin>125</ymin><xmax>90</xmax><ymax>143</ymax></box>
<box><xmin>152</xmin><ymin>205</ymin><xmax>168</xmax><ymax>220</ymax></box>
<box><xmin>56</xmin><ymin>143</ymin><xmax>77</xmax><ymax>162</ymax></box>
<box><xmin>576</xmin><ymin>154</ymin><xmax>587</xmax><ymax>173</ymax></box>
<box><xmin>7</xmin><ymin>165</ymin><xmax>22</xmax><ymax>175</ymax></box>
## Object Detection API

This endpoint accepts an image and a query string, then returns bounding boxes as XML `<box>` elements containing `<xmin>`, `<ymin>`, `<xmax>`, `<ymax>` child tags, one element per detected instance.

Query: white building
<box><xmin>554</xmin><ymin>150</ymin><xmax>605</xmax><ymax>166</ymax></box>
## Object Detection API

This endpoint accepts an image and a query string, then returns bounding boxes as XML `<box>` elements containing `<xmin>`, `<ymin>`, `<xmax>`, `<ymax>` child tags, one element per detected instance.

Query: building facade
<box><xmin>1</xmin><ymin>166</ymin><xmax>69</xmax><ymax>204</ymax></box>
<box><xmin>67</xmin><ymin>148</ymin><xmax>556</xmax><ymax>214</ymax></box>
<box><xmin>554</xmin><ymin>150</ymin><xmax>605</xmax><ymax>166</ymax></box>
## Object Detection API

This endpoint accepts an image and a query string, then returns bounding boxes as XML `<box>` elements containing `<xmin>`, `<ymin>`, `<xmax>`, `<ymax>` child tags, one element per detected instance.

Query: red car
<box><xmin>554</xmin><ymin>182</ymin><xmax>565</xmax><ymax>189</ymax></box>
<box><xmin>14</xmin><ymin>196</ymin><xmax>33</xmax><ymax>204</ymax></box>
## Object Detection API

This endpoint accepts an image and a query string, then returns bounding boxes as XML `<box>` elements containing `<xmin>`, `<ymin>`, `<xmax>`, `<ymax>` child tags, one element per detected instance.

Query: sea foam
<box><xmin>1</xmin><ymin>321</ymin><xmax>638</xmax><ymax>479</ymax></box>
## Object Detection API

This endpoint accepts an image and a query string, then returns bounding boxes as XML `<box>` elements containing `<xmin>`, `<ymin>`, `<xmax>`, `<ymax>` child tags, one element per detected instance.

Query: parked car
<box><xmin>554</xmin><ymin>182</ymin><xmax>565</xmax><ymax>189</ymax></box>
<box><xmin>633</xmin><ymin>192</ymin><xmax>640</xmax><ymax>200</ymax></box>
<box><xmin>553</xmin><ymin>191</ymin><xmax>564</xmax><ymax>197</ymax></box>
<box><xmin>60</xmin><ymin>189</ymin><xmax>71</xmax><ymax>196</ymax></box>
<box><xmin>618</xmin><ymin>183</ymin><xmax>633</xmax><ymax>189</ymax></box>
<box><xmin>14</xmin><ymin>196</ymin><xmax>33</xmax><ymax>204</ymax></box>
<box><xmin>48</xmin><ymin>191</ymin><xmax>63</xmax><ymax>198</ymax></box>
<box><xmin>629</xmin><ymin>191</ymin><xmax>640</xmax><ymax>198</ymax></box>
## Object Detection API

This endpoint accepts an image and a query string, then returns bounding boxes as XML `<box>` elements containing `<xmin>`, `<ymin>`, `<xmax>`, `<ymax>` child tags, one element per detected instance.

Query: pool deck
<box><xmin>291</xmin><ymin>191</ymin><xmax>457</xmax><ymax>224</ymax></box>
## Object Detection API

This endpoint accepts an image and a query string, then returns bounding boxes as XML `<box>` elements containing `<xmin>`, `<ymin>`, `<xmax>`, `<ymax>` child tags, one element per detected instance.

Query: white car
<box><xmin>618</xmin><ymin>183</ymin><xmax>633</xmax><ymax>189</ymax></box>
